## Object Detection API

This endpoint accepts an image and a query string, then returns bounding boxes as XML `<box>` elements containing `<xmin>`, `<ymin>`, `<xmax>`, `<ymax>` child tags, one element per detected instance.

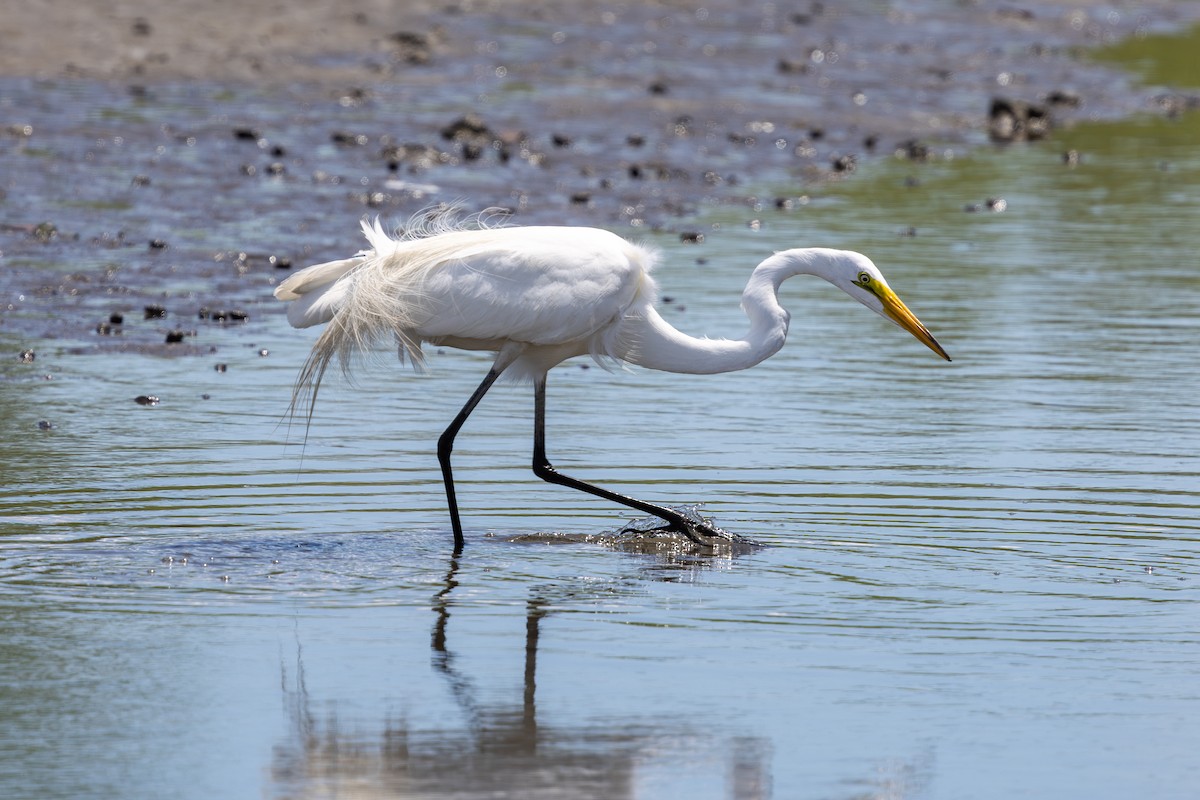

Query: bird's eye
<box><xmin>856</xmin><ymin>271</ymin><xmax>872</xmax><ymax>286</ymax></box>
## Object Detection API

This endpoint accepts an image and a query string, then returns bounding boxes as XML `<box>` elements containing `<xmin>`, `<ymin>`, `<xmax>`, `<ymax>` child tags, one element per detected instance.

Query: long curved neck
<box><xmin>627</xmin><ymin>252</ymin><xmax>804</xmax><ymax>375</ymax></box>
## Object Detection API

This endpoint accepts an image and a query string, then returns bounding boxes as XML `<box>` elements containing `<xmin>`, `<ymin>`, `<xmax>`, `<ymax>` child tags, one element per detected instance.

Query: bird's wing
<box><xmin>411</xmin><ymin>227</ymin><xmax>657</xmax><ymax>348</ymax></box>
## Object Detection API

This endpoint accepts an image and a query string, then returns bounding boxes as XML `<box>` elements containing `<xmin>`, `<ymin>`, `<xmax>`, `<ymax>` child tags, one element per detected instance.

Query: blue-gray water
<box><xmin>4</xmin><ymin>56</ymin><xmax>1200</xmax><ymax>800</ymax></box>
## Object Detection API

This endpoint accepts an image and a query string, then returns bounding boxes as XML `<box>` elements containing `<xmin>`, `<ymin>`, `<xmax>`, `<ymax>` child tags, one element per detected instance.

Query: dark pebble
<box><xmin>144</xmin><ymin>304</ymin><xmax>166</xmax><ymax>319</ymax></box>
<box><xmin>832</xmin><ymin>154</ymin><xmax>856</xmax><ymax>173</ymax></box>
<box><xmin>165</xmin><ymin>330</ymin><xmax>186</xmax><ymax>343</ymax></box>
<box><xmin>38</xmin><ymin>420</ymin><xmax>54</xmax><ymax>430</ymax></box>
<box><xmin>331</xmin><ymin>131</ymin><xmax>369</xmax><ymax>147</ymax></box>
<box><xmin>135</xmin><ymin>395</ymin><xmax>160</xmax><ymax>406</ymax></box>
<box><xmin>148</xmin><ymin>238</ymin><xmax>168</xmax><ymax>249</ymax></box>
<box><xmin>896</xmin><ymin>139</ymin><xmax>931</xmax><ymax>161</ymax></box>
<box><xmin>989</xmin><ymin>97</ymin><xmax>1050</xmax><ymax>142</ymax></box>
<box><xmin>1046</xmin><ymin>90</ymin><xmax>1082</xmax><ymax>108</ymax></box>
<box><xmin>214</xmin><ymin>363</ymin><xmax>228</xmax><ymax>373</ymax></box>
<box><xmin>109</xmin><ymin>312</ymin><xmax>124</xmax><ymax>324</ymax></box>
<box><xmin>233</xmin><ymin>127</ymin><xmax>261</xmax><ymax>140</ymax></box>
<box><xmin>439</xmin><ymin>114</ymin><xmax>491</xmax><ymax>142</ymax></box>
<box><xmin>680</xmin><ymin>231</ymin><xmax>704</xmax><ymax>244</ymax></box>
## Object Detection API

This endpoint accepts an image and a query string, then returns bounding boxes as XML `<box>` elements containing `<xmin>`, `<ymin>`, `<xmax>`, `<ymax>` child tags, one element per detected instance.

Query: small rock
<box><xmin>896</xmin><ymin>139</ymin><xmax>931</xmax><ymax>161</ymax></box>
<box><xmin>135</xmin><ymin>395</ymin><xmax>160</xmax><ymax>406</ymax></box>
<box><xmin>331</xmin><ymin>131</ymin><xmax>369</xmax><ymax>147</ymax></box>
<box><xmin>1045</xmin><ymin>90</ymin><xmax>1081</xmax><ymax>108</ymax></box>
<box><xmin>989</xmin><ymin>97</ymin><xmax>1050</xmax><ymax>142</ymax></box>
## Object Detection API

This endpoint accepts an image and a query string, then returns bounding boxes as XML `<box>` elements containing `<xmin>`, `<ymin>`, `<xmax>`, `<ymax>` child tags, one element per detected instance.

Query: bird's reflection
<box><xmin>430</xmin><ymin>553</ymin><xmax>548</xmax><ymax>755</ymax></box>
<box><xmin>271</xmin><ymin>548</ymin><xmax>772</xmax><ymax>798</ymax></box>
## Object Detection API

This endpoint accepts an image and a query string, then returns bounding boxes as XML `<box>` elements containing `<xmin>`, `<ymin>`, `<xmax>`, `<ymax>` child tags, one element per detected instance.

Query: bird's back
<box><xmin>411</xmin><ymin>226</ymin><xmax>656</xmax><ymax>348</ymax></box>
<box><xmin>275</xmin><ymin>222</ymin><xmax>660</xmax><ymax>387</ymax></box>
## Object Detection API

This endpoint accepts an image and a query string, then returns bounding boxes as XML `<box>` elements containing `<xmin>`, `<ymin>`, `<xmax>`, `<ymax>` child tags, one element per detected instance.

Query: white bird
<box><xmin>275</xmin><ymin>214</ymin><xmax>950</xmax><ymax>550</ymax></box>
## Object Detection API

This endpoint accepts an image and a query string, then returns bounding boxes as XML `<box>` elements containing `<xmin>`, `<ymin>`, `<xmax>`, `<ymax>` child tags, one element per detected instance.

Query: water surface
<box><xmin>3</xmin><ymin>50</ymin><xmax>1200</xmax><ymax>800</ymax></box>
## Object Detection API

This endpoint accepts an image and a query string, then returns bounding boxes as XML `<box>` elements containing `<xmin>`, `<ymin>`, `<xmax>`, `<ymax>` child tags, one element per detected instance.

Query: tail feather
<box><xmin>277</xmin><ymin>208</ymin><xmax>509</xmax><ymax>422</ymax></box>
<box><xmin>273</xmin><ymin>255</ymin><xmax>363</xmax><ymax>304</ymax></box>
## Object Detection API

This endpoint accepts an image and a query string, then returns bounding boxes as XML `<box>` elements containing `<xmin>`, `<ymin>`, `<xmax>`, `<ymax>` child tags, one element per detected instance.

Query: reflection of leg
<box><xmin>429</xmin><ymin>551</ymin><xmax>481</xmax><ymax>727</ymax></box>
<box><xmin>437</xmin><ymin>346</ymin><xmax>522</xmax><ymax>550</ymax></box>
<box><xmin>530</xmin><ymin>376</ymin><xmax>719</xmax><ymax>544</ymax></box>
<box><xmin>523</xmin><ymin>597</ymin><xmax>548</xmax><ymax>737</ymax></box>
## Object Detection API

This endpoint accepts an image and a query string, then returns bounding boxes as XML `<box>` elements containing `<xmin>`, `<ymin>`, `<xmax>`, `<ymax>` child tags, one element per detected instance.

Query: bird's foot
<box><xmin>611</xmin><ymin>508</ymin><xmax>762</xmax><ymax>555</ymax></box>
<box><xmin>619</xmin><ymin>507</ymin><xmax>747</xmax><ymax>547</ymax></box>
<box><xmin>667</xmin><ymin>516</ymin><xmax>725</xmax><ymax>545</ymax></box>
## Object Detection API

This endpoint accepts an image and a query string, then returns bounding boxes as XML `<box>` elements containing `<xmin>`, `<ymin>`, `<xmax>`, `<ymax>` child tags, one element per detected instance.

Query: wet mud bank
<box><xmin>2</xmin><ymin>0</ymin><xmax>1199</xmax><ymax>354</ymax></box>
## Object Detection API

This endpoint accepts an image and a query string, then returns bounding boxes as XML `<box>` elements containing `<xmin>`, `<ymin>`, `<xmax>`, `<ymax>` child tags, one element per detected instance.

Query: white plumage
<box><xmin>275</xmin><ymin>213</ymin><xmax>949</xmax><ymax>549</ymax></box>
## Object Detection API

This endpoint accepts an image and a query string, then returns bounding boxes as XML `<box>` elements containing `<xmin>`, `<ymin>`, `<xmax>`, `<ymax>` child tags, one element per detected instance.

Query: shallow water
<box><xmin>4</xmin><ymin>41</ymin><xmax>1200</xmax><ymax>800</ymax></box>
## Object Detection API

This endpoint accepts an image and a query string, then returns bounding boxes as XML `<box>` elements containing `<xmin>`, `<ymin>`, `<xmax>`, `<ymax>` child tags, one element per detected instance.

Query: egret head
<box><xmin>827</xmin><ymin>251</ymin><xmax>951</xmax><ymax>361</ymax></box>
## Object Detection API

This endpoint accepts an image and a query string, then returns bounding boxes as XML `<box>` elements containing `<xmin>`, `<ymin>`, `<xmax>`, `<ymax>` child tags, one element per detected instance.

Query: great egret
<box><xmin>275</xmin><ymin>215</ymin><xmax>950</xmax><ymax>549</ymax></box>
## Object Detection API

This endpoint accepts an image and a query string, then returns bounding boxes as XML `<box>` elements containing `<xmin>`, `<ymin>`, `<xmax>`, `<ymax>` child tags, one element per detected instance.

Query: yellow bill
<box><xmin>877</xmin><ymin>285</ymin><xmax>951</xmax><ymax>361</ymax></box>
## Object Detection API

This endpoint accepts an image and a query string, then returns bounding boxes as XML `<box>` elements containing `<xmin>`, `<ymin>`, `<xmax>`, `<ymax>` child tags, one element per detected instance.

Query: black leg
<box><xmin>438</xmin><ymin>346</ymin><xmax>523</xmax><ymax>550</ymax></box>
<box><xmin>530</xmin><ymin>376</ymin><xmax>720</xmax><ymax>544</ymax></box>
